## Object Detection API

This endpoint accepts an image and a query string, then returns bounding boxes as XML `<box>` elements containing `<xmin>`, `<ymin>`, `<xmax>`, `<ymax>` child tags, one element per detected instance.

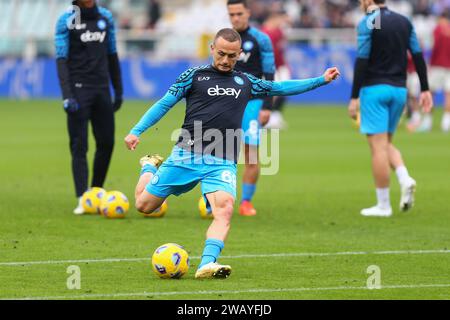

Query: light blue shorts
<box><xmin>242</xmin><ymin>99</ymin><xmax>264</xmax><ymax>146</ymax></box>
<box><xmin>360</xmin><ymin>84</ymin><xmax>407</xmax><ymax>135</ymax></box>
<box><xmin>146</xmin><ymin>147</ymin><xmax>237</xmax><ymax>207</ymax></box>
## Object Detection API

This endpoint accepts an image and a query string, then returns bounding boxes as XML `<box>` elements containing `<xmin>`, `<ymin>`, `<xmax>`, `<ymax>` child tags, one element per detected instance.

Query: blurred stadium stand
<box><xmin>0</xmin><ymin>0</ymin><xmax>448</xmax><ymax>101</ymax></box>
<box><xmin>0</xmin><ymin>0</ymin><xmax>445</xmax><ymax>58</ymax></box>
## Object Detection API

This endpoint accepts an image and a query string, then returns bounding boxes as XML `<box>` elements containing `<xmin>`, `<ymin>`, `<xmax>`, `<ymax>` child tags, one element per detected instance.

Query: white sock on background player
<box><xmin>395</xmin><ymin>166</ymin><xmax>411</xmax><ymax>186</ymax></box>
<box><xmin>361</xmin><ymin>188</ymin><xmax>392</xmax><ymax>217</ymax></box>
<box><xmin>395</xmin><ymin>165</ymin><xmax>416</xmax><ymax>211</ymax></box>
<box><xmin>376</xmin><ymin>187</ymin><xmax>391</xmax><ymax>209</ymax></box>
<box><xmin>418</xmin><ymin>114</ymin><xmax>433</xmax><ymax>132</ymax></box>
<box><xmin>441</xmin><ymin>112</ymin><xmax>450</xmax><ymax>132</ymax></box>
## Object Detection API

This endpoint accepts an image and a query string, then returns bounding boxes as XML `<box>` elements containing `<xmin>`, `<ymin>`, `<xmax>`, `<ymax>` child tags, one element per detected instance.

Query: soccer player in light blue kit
<box><xmin>125</xmin><ymin>28</ymin><xmax>340</xmax><ymax>279</ymax></box>
<box><xmin>348</xmin><ymin>0</ymin><xmax>433</xmax><ymax>217</ymax></box>
<box><xmin>228</xmin><ymin>0</ymin><xmax>276</xmax><ymax>216</ymax></box>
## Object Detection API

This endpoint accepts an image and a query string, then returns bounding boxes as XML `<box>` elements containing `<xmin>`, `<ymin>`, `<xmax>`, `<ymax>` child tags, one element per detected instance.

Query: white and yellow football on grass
<box><xmin>151</xmin><ymin>243</ymin><xmax>190</xmax><ymax>279</ymax></box>
<box><xmin>100</xmin><ymin>191</ymin><xmax>130</xmax><ymax>219</ymax></box>
<box><xmin>81</xmin><ymin>187</ymin><xmax>107</xmax><ymax>214</ymax></box>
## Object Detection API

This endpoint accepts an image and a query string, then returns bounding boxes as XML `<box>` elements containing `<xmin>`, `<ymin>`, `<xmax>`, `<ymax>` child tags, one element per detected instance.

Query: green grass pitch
<box><xmin>0</xmin><ymin>99</ymin><xmax>449</xmax><ymax>300</ymax></box>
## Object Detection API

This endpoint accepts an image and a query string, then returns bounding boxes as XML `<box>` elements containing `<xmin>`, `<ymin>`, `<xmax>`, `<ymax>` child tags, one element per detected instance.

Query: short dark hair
<box><xmin>373</xmin><ymin>0</ymin><xmax>386</xmax><ymax>4</ymax></box>
<box><xmin>214</xmin><ymin>28</ymin><xmax>242</xmax><ymax>44</ymax></box>
<box><xmin>227</xmin><ymin>0</ymin><xmax>248</xmax><ymax>8</ymax></box>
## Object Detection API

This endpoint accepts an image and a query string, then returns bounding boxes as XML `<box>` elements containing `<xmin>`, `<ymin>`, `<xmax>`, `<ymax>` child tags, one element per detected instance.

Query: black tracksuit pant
<box><xmin>68</xmin><ymin>86</ymin><xmax>115</xmax><ymax>197</ymax></box>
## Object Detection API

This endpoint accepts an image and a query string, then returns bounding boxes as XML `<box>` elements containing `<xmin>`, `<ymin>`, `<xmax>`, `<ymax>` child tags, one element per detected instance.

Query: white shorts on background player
<box><xmin>407</xmin><ymin>72</ymin><xmax>421</xmax><ymax>97</ymax></box>
<box><xmin>429</xmin><ymin>66</ymin><xmax>450</xmax><ymax>93</ymax></box>
<box><xmin>275</xmin><ymin>65</ymin><xmax>291</xmax><ymax>82</ymax></box>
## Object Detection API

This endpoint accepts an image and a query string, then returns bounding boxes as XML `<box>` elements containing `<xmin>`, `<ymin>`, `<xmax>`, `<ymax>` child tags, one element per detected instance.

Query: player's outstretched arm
<box><xmin>250</xmin><ymin>67</ymin><xmax>340</xmax><ymax>97</ymax></box>
<box><xmin>125</xmin><ymin>66</ymin><xmax>200</xmax><ymax>150</ymax></box>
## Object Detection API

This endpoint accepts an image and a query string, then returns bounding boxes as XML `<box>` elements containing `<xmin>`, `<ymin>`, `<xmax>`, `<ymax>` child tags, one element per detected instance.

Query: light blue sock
<box><xmin>198</xmin><ymin>238</ymin><xmax>224</xmax><ymax>269</ymax></box>
<box><xmin>242</xmin><ymin>183</ymin><xmax>256</xmax><ymax>202</ymax></box>
<box><xmin>140</xmin><ymin>164</ymin><xmax>157</xmax><ymax>176</ymax></box>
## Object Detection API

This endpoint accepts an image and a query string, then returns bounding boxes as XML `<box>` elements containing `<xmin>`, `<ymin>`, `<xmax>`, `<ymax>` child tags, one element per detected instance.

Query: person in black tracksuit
<box><xmin>55</xmin><ymin>0</ymin><xmax>123</xmax><ymax>214</ymax></box>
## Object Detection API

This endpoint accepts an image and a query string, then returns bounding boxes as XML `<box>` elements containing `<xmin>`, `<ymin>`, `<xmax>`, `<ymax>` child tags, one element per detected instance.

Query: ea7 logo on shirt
<box><xmin>198</xmin><ymin>76</ymin><xmax>210</xmax><ymax>81</ymax></box>
<box><xmin>80</xmin><ymin>31</ymin><xmax>106</xmax><ymax>43</ymax></box>
<box><xmin>207</xmin><ymin>86</ymin><xmax>242</xmax><ymax>99</ymax></box>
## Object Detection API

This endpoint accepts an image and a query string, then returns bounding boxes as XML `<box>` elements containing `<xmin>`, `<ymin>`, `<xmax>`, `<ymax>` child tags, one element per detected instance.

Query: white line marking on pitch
<box><xmin>4</xmin><ymin>284</ymin><xmax>450</xmax><ymax>300</ymax></box>
<box><xmin>0</xmin><ymin>249</ymin><xmax>448</xmax><ymax>267</ymax></box>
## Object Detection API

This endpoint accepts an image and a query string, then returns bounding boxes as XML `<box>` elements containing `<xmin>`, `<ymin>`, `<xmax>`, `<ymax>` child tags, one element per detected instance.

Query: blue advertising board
<box><xmin>0</xmin><ymin>45</ymin><xmax>443</xmax><ymax>105</ymax></box>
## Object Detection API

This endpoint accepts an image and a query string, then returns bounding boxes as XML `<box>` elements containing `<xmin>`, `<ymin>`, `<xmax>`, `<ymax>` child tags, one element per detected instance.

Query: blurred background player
<box><xmin>348</xmin><ymin>0</ymin><xmax>433</xmax><ymax>217</ymax></box>
<box><xmin>55</xmin><ymin>0</ymin><xmax>123</xmax><ymax>214</ymax></box>
<box><xmin>227</xmin><ymin>0</ymin><xmax>276</xmax><ymax>216</ymax></box>
<box><xmin>262</xmin><ymin>8</ymin><xmax>291</xmax><ymax>130</ymax></box>
<box><xmin>124</xmin><ymin>28</ymin><xmax>339</xmax><ymax>278</ymax></box>
<box><xmin>418</xmin><ymin>10</ymin><xmax>450</xmax><ymax>133</ymax></box>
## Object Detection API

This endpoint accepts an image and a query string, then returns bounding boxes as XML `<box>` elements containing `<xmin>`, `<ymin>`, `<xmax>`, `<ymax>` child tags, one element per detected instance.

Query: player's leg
<box><xmin>388</xmin><ymin>138</ymin><xmax>416</xmax><ymax>211</ymax></box>
<box><xmin>205</xmin><ymin>190</ymin><xmax>235</xmax><ymax>242</ymax></box>
<box><xmin>241</xmin><ymin>143</ymin><xmax>259</xmax><ymax>216</ymax></box>
<box><xmin>406</xmin><ymin>73</ymin><xmax>421</xmax><ymax>132</ymax></box>
<box><xmin>135</xmin><ymin>190</ymin><xmax>166</xmax><ymax>214</ymax></box>
<box><xmin>418</xmin><ymin>67</ymin><xmax>441</xmax><ymax>132</ymax></box>
<box><xmin>360</xmin><ymin>85</ymin><xmax>392</xmax><ymax>217</ymax></box>
<box><xmin>266</xmin><ymin>96</ymin><xmax>287</xmax><ymax>129</ymax></box>
<box><xmin>195</xmin><ymin>191</ymin><xmax>234</xmax><ymax>279</ymax></box>
<box><xmin>90</xmin><ymin>89</ymin><xmax>115</xmax><ymax>189</ymax></box>
<box><xmin>406</xmin><ymin>94</ymin><xmax>421</xmax><ymax>132</ymax></box>
<box><xmin>136</xmin><ymin>147</ymin><xmax>200</xmax><ymax>215</ymax></box>
<box><xmin>134</xmin><ymin>154</ymin><xmax>166</xmax><ymax>214</ymax></box>
<box><xmin>195</xmin><ymin>164</ymin><xmax>236</xmax><ymax>279</ymax></box>
<box><xmin>441</xmin><ymin>90</ymin><xmax>450</xmax><ymax>132</ymax></box>
<box><xmin>68</xmin><ymin>87</ymin><xmax>93</xmax><ymax>214</ymax></box>
<box><xmin>240</xmin><ymin>99</ymin><xmax>263</xmax><ymax>216</ymax></box>
<box><xmin>266</xmin><ymin>66</ymin><xmax>290</xmax><ymax>129</ymax></box>
<box><xmin>195</xmin><ymin>192</ymin><xmax>234</xmax><ymax>279</ymax></box>
<box><xmin>363</xmin><ymin>133</ymin><xmax>392</xmax><ymax>217</ymax></box>
<box><xmin>387</xmin><ymin>86</ymin><xmax>415</xmax><ymax>211</ymax></box>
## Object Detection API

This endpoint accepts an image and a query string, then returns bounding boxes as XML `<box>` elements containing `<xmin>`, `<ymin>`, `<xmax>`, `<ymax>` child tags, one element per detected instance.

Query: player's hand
<box><xmin>63</xmin><ymin>98</ymin><xmax>79</xmax><ymax>113</ymax></box>
<box><xmin>113</xmin><ymin>96</ymin><xmax>123</xmax><ymax>112</ymax></box>
<box><xmin>419</xmin><ymin>91</ymin><xmax>433</xmax><ymax>113</ymax></box>
<box><xmin>259</xmin><ymin>110</ymin><xmax>271</xmax><ymax>126</ymax></box>
<box><xmin>124</xmin><ymin>134</ymin><xmax>140</xmax><ymax>151</ymax></box>
<box><xmin>324</xmin><ymin>67</ymin><xmax>340</xmax><ymax>83</ymax></box>
<box><xmin>348</xmin><ymin>98</ymin><xmax>360</xmax><ymax>120</ymax></box>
